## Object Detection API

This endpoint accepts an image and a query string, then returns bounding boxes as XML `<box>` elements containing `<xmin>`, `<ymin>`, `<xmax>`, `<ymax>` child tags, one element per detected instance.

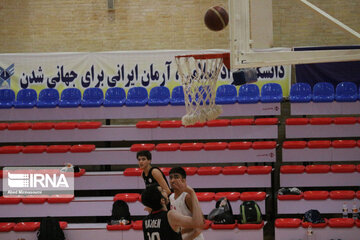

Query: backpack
<box><xmin>239</xmin><ymin>201</ymin><xmax>262</xmax><ymax>224</ymax></box>
<box><xmin>303</xmin><ymin>209</ymin><xmax>325</xmax><ymax>224</ymax></box>
<box><xmin>208</xmin><ymin>197</ymin><xmax>235</xmax><ymax>224</ymax></box>
<box><xmin>37</xmin><ymin>216</ymin><xmax>65</xmax><ymax>240</ymax></box>
<box><xmin>109</xmin><ymin>200</ymin><xmax>131</xmax><ymax>225</ymax></box>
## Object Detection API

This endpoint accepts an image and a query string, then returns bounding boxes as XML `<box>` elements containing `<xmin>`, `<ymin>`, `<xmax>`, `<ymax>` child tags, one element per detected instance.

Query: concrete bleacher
<box><xmin>0</xmin><ymin>167</ymin><xmax>272</xmax><ymax>190</ymax></box>
<box><xmin>0</xmin><ymin>143</ymin><xmax>277</xmax><ymax>166</ymax></box>
<box><xmin>277</xmin><ymin>190</ymin><xmax>360</xmax><ymax>214</ymax></box>
<box><xmin>282</xmin><ymin>140</ymin><xmax>360</xmax><ymax>162</ymax></box>
<box><xmin>0</xmin><ymin>118</ymin><xmax>278</xmax><ymax>143</ymax></box>
<box><xmin>2</xmin><ymin>82</ymin><xmax>360</xmax><ymax>240</ymax></box>
<box><xmin>289</xmin><ymin>81</ymin><xmax>360</xmax><ymax>115</ymax></box>
<box><xmin>275</xmin><ymin>218</ymin><xmax>360</xmax><ymax>240</ymax></box>
<box><xmin>0</xmin><ymin>193</ymin><xmax>266</xmax><ymax>218</ymax></box>
<box><xmin>286</xmin><ymin>117</ymin><xmax>360</xmax><ymax>138</ymax></box>
<box><xmin>280</xmin><ymin>164</ymin><xmax>360</xmax><ymax>187</ymax></box>
<box><xmin>0</xmin><ymin>222</ymin><xmax>266</xmax><ymax>240</ymax></box>
<box><xmin>290</xmin><ymin>101</ymin><xmax>360</xmax><ymax>115</ymax></box>
<box><xmin>0</xmin><ymin>102</ymin><xmax>281</xmax><ymax>121</ymax></box>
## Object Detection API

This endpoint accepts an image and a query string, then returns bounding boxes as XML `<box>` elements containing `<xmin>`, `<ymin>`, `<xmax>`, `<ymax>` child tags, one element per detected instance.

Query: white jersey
<box><xmin>170</xmin><ymin>192</ymin><xmax>205</xmax><ymax>240</ymax></box>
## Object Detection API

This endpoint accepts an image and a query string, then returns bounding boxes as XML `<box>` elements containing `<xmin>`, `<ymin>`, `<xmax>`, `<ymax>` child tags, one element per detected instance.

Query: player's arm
<box><xmin>152</xmin><ymin>169</ymin><xmax>171</xmax><ymax>196</ymax></box>
<box><xmin>184</xmin><ymin>192</ymin><xmax>203</xmax><ymax>239</ymax></box>
<box><xmin>168</xmin><ymin>184</ymin><xmax>203</xmax><ymax>230</ymax></box>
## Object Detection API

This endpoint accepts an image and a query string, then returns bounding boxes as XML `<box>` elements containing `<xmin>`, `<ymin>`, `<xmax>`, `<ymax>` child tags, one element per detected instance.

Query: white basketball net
<box><xmin>175</xmin><ymin>55</ymin><xmax>223</xmax><ymax>126</ymax></box>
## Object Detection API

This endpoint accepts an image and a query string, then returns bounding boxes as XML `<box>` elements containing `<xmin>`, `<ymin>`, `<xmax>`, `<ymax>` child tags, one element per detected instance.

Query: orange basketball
<box><xmin>204</xmin><ymin>6</ymin><xmax>229</xmax><ymax>31</ymax></box>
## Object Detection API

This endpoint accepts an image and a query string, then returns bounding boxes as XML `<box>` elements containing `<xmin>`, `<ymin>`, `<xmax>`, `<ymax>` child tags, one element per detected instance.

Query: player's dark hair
<box><xmin>141</xmin><ymin>185</ymin><xmax>163</xmax><ymax>211</ymax></box>
<box><xmin>136</xmin><ymin>150</ymin><xmax>152</xmax><ymax>161</ymax></box>
<box><xmin>169</xmin><ymin>167</ymin><xmax>187</xmax><ymax>179</ymax></box>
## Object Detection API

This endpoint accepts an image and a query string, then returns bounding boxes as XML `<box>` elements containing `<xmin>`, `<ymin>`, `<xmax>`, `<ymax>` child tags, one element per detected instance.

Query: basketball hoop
<box><xmin>175</xmin><ymin>53</ymin><xmax>230</xmax><ymax>126</ymax></box>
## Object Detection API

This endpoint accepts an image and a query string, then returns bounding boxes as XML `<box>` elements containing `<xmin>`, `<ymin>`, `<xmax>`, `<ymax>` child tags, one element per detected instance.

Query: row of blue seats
<box><xmin>0</xmin><ymin>83</ymin><xmax>283</xmax><ymax>108</ymax></box>
<box><xmin>290</xmin><ymin>81</ymin><xmax>360</xmax><ymax>103</ymax></box>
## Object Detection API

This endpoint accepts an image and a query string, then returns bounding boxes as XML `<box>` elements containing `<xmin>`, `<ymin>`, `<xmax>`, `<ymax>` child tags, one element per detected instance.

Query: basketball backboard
<box><xmin>229</xmin><ymin>0</ymin><xmax>360</xmax><ymax>70</ymax></box>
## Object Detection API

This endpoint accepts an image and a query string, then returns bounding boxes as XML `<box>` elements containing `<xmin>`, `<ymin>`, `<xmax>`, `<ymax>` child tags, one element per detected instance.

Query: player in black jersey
<box><xmin>137</xmin><ymin>150</ymin><xmax>171</xmax><ymax>196</ymax></box>
<box><xmin>141</xmin><ymin>181</ymin><xmax>204</xmax><ymax>240</ymax></box>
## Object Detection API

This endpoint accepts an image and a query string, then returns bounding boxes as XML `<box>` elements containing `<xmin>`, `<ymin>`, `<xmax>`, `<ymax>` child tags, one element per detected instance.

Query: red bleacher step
<box><xmin>160</xmin><ymin>120</ymin><xmax>182</xmax><ymax>128</ymax></box>
<box><xmin>309</xmin><ymin>118</ymin><xmax>332</xmax><ymax>125</ymax></box>
<box><xmin>0</xmin><ymin>146</ymin><xmax>23</xmax><ymax>154</ymax></box>
<box><xmin>130</xmin><ymin>144</ymin><xmax>155</xmax><ymax>152</ymax></box>
<box><xmin>123</xmin><ymin>168</ymin><xmax>142</xmax><ymax>176</ymax></box>
<box><xmin>196</xmin><ymin>192</ymin><xmax>215</xmax><ymax>201</ymax></box>
<box><xmin>180</xmin><ymin>143</ymin><xmax>204</xmax><ymax>151</ymax></box>
<box><xmin>240</xmin><ymin>192</ymin><xmax>266</xmax><ymax>201</ymax></box>
<box><xmin>285</xmin><ymin>118</ymin><xmax>308</xmax><ymax>125</ymax></box>
<box><xmin>329</xmin><ymin>190</ymin><xmax>355</xmax><ymax>200</ymax></box>
<box><xmin>302</xmin><ymin>218</ymin><xmax>328</xmax><ymax>228</ymax></box>
<box><xmin>113</xmin><ymin>193</ymin><xmax>140</xmax><ymax>202</ymax></box>
<box><xmin>228</xmin><ymin>141</ymin><xmax>252</xmax><ymax>150</ymax></box>
<box><xmin>303</xmin><ymin>191</ymin><xmax>329</xmax><ymax>200</ymax></box>
<box><xmin>222</xmin><ymin>166</ymin><xmax>247</xmax><ymax>175</ymax></box>
<box><xmin>31</xmin><ymin>122</ymin><xmax>54</xmax><ymax>130</ymax></box>
<box><xmin>136</xmin><ymin>120</ymin><xmax>160</xmax><ymax>128</ymax></box>
<box><xmin>206</xmin><ymin>119</ymin><xmax>230</xmax><ymax>127</ymax></box>
<box><xmin>215</xmin><ymin>192</ymin><xmax>240</xmax><ymax>201</ymax></box>
<box><xmin>0</xmin><ymin>222</ymin><xmax>15</xmax><ymax>232</ymax></box>
<box><xmin>8</xmin><ymin>122</ymin><xmax>32</xmax><ymax>130</ymax></box>
<box><xmin>231</xmin><ymin>118</ymin><xmax>254</xmax><ymax>125</ymax></box>
<box><xmin>305</xmin><ymin>165</ymin><xmax>330</xmax><ymax>173</ymax></box>
<box><xmin>331</xmin><ymin>164</ymin><xmax>356</xmax><ymax>173</ymax></box>
<box><xmin>328</xmin><ymin>218</ymin><xmax>354</xmax><ymax>228</ymax></box>
<box><xmin>280</xmin><ymin>165</ymin><xmax>305</xmax><ymax>174</ymax></box>
<box><xmin>13</xmin><ymin>222</ymin><xmax>41</xmax><ymax>231</ymax></box>
<box><xmin>275</xmin><ymin>218</ymin><xmax>301</xmax><ymax>228</ymax></box>
<box><xmin>155</xmin><ymin>143</ymin><xmax>180</xmax><ymax>151</ymax></box>
<box><xmin>283</xmin><ymin>141</ymin><xmax>307</xmax><ymax>149</ymax></box>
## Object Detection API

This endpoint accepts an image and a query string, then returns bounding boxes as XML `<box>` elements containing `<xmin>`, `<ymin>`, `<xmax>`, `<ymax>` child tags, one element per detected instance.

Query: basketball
<box><xmin>204</xmin><ymin>6</ymin><xmax>229</xmax><ymax>31</ymax></box>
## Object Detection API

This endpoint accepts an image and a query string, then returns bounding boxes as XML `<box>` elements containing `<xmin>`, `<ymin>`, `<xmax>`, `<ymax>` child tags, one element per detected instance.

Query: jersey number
<box><xmin>147</xmin><ymin>232</ymin><xmax>160</xmax><ymax>240</ymax></box>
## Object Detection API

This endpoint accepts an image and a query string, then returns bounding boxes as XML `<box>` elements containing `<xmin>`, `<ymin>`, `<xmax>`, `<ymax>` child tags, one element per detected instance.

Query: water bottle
<box><xmin>306</xmin><ymin>225</ymin><xmax>313</xmax><ymax>240</ymax></box>
<box><xmin>342</xmin><ymin>202</ymin><xmax>348</xmax><ymax>218</ymax></box>
<box><xmin>352</xmin><ymin>202</ymin><xmax>358</xmax><ymax>220</ymax></box>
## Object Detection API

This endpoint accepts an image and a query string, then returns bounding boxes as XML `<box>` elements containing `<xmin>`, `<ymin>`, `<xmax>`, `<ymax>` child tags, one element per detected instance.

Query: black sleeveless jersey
<box><xmin>143</xmin><ymin>210</ymin><xmax>182</xmax><ymax>240</ymax></box>
<box><xmin>142</xmin><ymin>167</ymin><xmax>169</xmax><ymax>189</ymax></box>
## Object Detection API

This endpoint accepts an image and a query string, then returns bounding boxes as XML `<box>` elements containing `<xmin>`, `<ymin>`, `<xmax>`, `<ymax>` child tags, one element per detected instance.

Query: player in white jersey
<box><xmin>169</xmin><ymin>167</ymin><xmax>205</xmax><ymax>240</ymax></box>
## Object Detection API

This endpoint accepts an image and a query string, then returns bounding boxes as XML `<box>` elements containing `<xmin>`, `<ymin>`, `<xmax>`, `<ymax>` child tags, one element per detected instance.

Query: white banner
<box><xmin>0</xmin><ymin>49</ymin><xmax>291</xmax><ymax>96</ymax></box>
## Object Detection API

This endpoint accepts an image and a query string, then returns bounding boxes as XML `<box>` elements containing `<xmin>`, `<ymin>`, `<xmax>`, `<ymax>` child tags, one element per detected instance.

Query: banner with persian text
<box><xmin>0</xmin><ymin>49</ymin><xmax>291</xmax><ymax>96</ymax></box>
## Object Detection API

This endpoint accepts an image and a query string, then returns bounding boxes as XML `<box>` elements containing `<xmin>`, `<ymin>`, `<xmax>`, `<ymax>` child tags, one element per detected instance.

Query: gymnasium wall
<box><xmin>0</xmin><ymin>0</ymin><xmax>359</xmax><ymax>53</ymax></box>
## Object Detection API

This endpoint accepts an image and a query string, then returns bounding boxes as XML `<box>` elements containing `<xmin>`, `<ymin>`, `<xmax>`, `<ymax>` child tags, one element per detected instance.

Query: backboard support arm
<box><xmin>229</xmin><ymin>0</ymin><xmax>360</xmax><ymax>70</ymax></box>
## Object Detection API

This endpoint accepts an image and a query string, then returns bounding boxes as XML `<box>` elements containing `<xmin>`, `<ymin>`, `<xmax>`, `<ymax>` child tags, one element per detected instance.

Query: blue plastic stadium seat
<box><xmin>125</xmin><ymin>87</ymin><xmax>148</xmax><ymax>106</ymax></box>
<box><xmin>59</xmin><ymin>88</ymin><xmax>82</xmax><ymax>108</ymax></box>
<box><xmin>0</xmin><ymin>89</ymin><xmax>15</xmax><ymax>108</ymax></box>
<box><xmin>215</xmin><ymin>85</ymin><xmax>237</xmax><ymax>104</ymax></box>
<box><xmin>37</xmin><ymin>88</ymin><xmax>59</xmax><ymax>108</ymax></box>
<box><xmin>312</xmin><ymin>82</ymin><xmax>334</xmax><ymax>102</ymax></box>
<box><xmin>14</xmin><ymin>89</ymin><xmax>37</xmax><ymax>108</ymax></box>
<box><xmin>170</xmin><ymin>86</ymin><xmax>185</xmax><ymax>106</ymax></box>
<box><xmin>103</xmin><ymin>87</ymin><xmax>126</xmax><ymax>107</ymax></box>
<box><xmin>260</xmin><ymin>83</ymin><xmax>283</xmax><ymax>103</ymax></box>
<box><xmin>81</xmin><ymin>87</ymin><xmax>104</xmax><ymax>107</ymax></box>
<box><xmin>335</xmin><ymin>81</ymin><xmax>358</xmax><ymax>102</ymax></box>
<box><xmin>148</xmin><ymin>86</ymin><xmax>170</xmax><ymax>106</ymax></box>
<box><xmin>289</xmin><ymin>83</ymin><xmax>312</xmax><ymax>103</ymax></box>
<box><xmin>238</xmin><ymin>84</ymin><xmax>260</xmax><ymax>103</ymax></box>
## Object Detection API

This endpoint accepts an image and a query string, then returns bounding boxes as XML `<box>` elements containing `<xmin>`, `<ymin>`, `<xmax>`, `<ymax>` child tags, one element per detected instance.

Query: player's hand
<box><xmin>144</xmin><ymin>207</ymin><xmax>152</xmax><ymax>213</ymax></box>
<box><xmin>174</xmin><ymin>179</ymin><xmax>194</xmax><ymax>195</ymax></box>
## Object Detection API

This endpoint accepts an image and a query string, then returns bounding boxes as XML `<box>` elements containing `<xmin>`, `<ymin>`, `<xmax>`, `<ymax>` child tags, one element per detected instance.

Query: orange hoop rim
<box><xmin>175</xmin><ymin>52</ymin><xmax>230</xmax><ymax>69</ymax></box>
